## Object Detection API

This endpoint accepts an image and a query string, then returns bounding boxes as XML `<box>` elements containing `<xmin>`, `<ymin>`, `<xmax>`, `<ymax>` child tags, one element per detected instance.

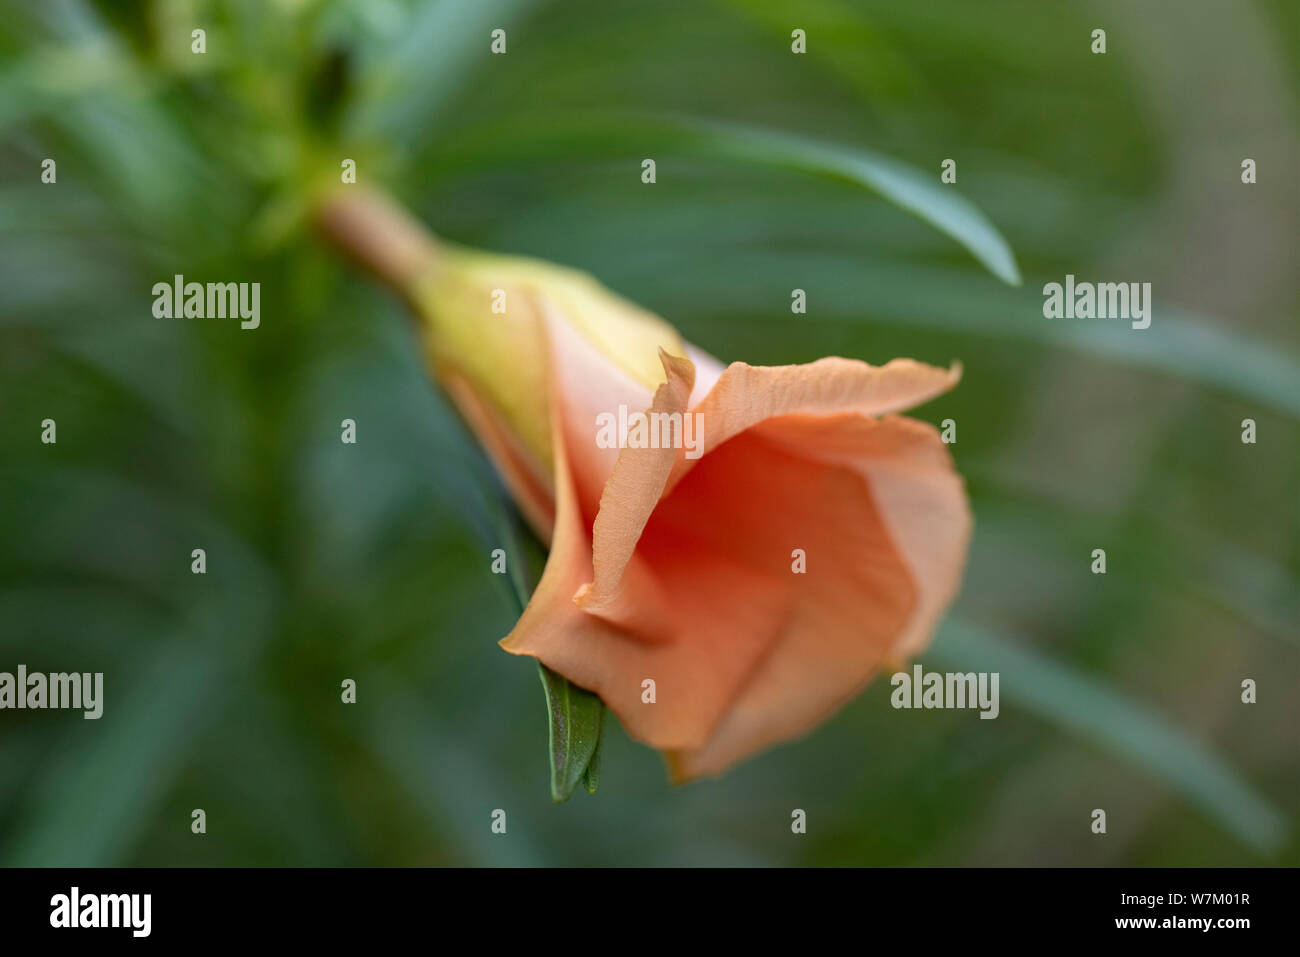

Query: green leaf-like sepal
<box><xmin>538</xmin><ymin>663</ymin><xmax>606</xmax><ymax>803</ymax></box>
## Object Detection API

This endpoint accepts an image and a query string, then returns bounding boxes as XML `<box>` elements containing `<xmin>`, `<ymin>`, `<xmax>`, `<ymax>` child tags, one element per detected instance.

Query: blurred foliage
<box><xmin>0</xmin><ymin>0</ymin><xmax>1296</xmax><ymax>866</ymax></box>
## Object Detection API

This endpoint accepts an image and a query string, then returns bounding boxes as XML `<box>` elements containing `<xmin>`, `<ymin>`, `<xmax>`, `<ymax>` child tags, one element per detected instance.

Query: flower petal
<box><xmin>575</xmin><ymin>348</ymin><xmax>695</xmax><ymax>618</ymax></box>
<box><xmin>665</xmin><ymin>412</ymin><xmax>971</xmax><ymax>780</ymax></box>
<box><xmin>541</xmin><ymin>297</ymin><xmax>659</xmax><ymax>520</ymax></box>
<box><xmin>440</xmin><ymin>369</ymin><xmax>557</xmax><ymax>543</ymax></box>
<box><xmin>499</xmin><ymin>402</ymin><xmax>786</xmax><ymax>750</ymax></box>
<box><xmin>668</xmin><ymin>356</ymin><xmax>960</xmax><ymax>493</ymax></box>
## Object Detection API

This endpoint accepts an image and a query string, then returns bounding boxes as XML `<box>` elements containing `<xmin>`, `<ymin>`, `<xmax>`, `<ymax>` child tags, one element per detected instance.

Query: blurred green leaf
<box><xmin>349</xmin><ymin>0</ymin><xmax>543</xmax><ymax>141</ymax></box>
<box><xmin>2</xmin><ymin>605</ymin><xmax>266</xmax><ymax>867</ymax></box>
<box><xmin>932</xmin><ymin>618</ymin><xmax>1289</xmax><ymax>853</ymax></box>
<box><xmin>672</xmin><ymin>117</ymin><xmax>1022</xmax><ymax>286</ymax></box>
<box><xmin>363</xmin><ymin>689</ymin><xmax>548</xmax><ymax>867</ymax></box>
<box><xmin>427</xmin><ymin>112</ymin><xmax>1021</xmax><ymax>285</ymax></box>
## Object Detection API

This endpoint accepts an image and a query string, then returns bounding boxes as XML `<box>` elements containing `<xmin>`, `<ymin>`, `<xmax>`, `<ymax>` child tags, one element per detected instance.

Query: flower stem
<box><xmin>313</xmin><ymin>186</ymin><xmax>442</xmax><ymax>302</ymax></box>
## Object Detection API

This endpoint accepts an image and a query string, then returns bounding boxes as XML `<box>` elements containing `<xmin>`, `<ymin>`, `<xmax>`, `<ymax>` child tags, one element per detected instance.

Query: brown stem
<box><xmin>314</xmin><ymin>186</ymin><xmax>442</xmax><ymax>300</ymax></box>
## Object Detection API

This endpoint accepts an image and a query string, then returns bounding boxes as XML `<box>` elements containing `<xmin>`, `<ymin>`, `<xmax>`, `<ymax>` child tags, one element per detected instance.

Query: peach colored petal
<box><xmin>440</xmin><ymin>370</ymin><xmax>556</xmax><ymax>543</ymax></box>
<box><xmin>665</xmin><ymin>412</ymin><xmax>971</xmax><ymax>781</ymax></box>
<box><xmin>595</xmin><ymin>423</ymin><xmax>919</xmax><ymax>758</ymax></box>
<box><xmin>667</xmin><ymin>357</ymin><xmax>960</xmax><ymax>493</ymax></box>
<box><xmin>539</xmin><ymin>298</ymin><xmax>658</xmax><ymax>520</ymax></box>
<box><xmin>575</xmin><ymin>348</ymin><xmax>695</xmax><ymax>616</ymax></box>
<box><xmin>753</xmin><ymin>412</ymin><xmax>972</xmax><ymax>660</ymax></box>
<box><xmin>500</xmin><ymin>403</ymin><xmax>788</xmax><ymax>750</ymax></box>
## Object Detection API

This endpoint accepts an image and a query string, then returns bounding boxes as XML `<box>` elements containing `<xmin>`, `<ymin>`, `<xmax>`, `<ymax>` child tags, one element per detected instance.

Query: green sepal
<box><xmin>537</xmin><ymin>663</ymin><xmax>606</xmax><ymax>802</ymax></box>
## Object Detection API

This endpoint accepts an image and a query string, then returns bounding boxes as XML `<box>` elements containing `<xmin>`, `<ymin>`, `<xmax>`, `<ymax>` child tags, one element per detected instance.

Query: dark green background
<box><xmin>0</xmin><ymin>0</ymin><xmax>1295</xmax><ymax>865</ymax></box>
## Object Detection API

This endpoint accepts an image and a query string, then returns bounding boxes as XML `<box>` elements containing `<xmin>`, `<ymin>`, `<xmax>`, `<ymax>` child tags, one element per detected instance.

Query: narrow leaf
<box><xmin>537</xmin><ymin>663</ymin><xmax>606</xmax><ymax>803</ymax></box>
<box><xmin>582</xmin><ymin>719</ymin><xmax>604</xmax><ymax>795</ymax></box>
<box><xmin>425</xmin><ymin>112</ymin><xmax>1022</xmax><ymax>285</ymax></box>
<box><xmin>932</xmin><ymin>618</ymin><xmax>1288</xmax><ymax>853</ymax></box>
<box><xmin>480</xmin><ymin>468</ymin><xmax>607</xmax><ymax>801</ymax></box>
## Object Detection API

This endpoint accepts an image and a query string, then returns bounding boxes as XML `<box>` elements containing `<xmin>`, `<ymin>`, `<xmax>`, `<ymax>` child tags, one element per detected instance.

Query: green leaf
<box><xmin>931</xmin><ymin>618</ymin><xmax>1289</xmax><ymax>853</ymax></box>
<box><xmin>537</xmin><ymin>663</ymin><xmax>606</xmax><ymax>803</ymax></box>
<box><xmin>481</xmin><ymin>469</ymin><xmax>607</xmax><ymax>801</ymax></box>
<box><xmin>582</xmin><ymin>716</ymin><xmax>604</xmax><ymax>795</ymax></box>
<box><xmin>668</xmin><ymin>117</ymin><xmax>1022</xmax><ymax>286</ymax></box>
<box><xmin>425</xmin><ymin>112</ymin><xmax>1022</xmax><ymax>285</ymax></box>
<box><xmin>2</xmin><ymin>641</ymin><xmax>220</xmax><ymax>866</ymax></box>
